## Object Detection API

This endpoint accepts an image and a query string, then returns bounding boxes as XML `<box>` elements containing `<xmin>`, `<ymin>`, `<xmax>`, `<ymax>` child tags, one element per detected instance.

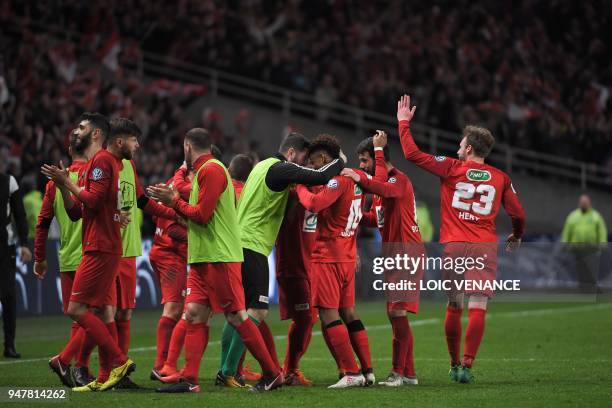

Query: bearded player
<box><xmin>296</xmin><ymin>134</ymin><xmax>374</xmax><ymax>389</ymax></box>
<box><xmin>41</xmin><ymin>113</ymin><xmax>134</xmax><ymax>392</ymax></box>
<box><xmin>148</xmin><ymin>128</ymin><xmax>282</xmax><ymax>393</ymax></box>
<box><xmin>396</xmin><ymin>94</ymin><xmax>526</xmax><ymax>383</ymax></box>
<box><xmin>342</xmin><ymin>131</ymin><xmax>424</xmax><ymax>386</ymax></box>
<box><xmin>34</xmin><ymin>134</ymin><xmax>89</xmax><ymax>387</ymax></box>
<box><xmin>217</xmin><ymin>133</ymin><xmax>343</xmax><ymax>387</ymax></box>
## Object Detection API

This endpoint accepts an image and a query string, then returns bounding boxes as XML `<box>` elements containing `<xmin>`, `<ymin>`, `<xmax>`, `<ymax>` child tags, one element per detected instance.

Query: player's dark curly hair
<box><xmin>309</xmin><ymin>134</ymin><xmax>341</xmax><ymax>159</ymax></box>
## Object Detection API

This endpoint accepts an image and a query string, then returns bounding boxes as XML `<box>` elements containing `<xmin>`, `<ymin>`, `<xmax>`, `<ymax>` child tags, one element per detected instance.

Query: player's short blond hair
<box><xmin>463</xmin><ymin>125</ymin><xmax>495</xmax><ymax>158</ymax></box>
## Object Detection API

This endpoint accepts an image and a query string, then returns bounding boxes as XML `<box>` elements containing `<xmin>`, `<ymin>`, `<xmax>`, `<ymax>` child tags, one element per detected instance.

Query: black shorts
<box><xmin>241</xmin><ymin>248</ymin><xmax>270</xmax><ymax>310</ymax></box>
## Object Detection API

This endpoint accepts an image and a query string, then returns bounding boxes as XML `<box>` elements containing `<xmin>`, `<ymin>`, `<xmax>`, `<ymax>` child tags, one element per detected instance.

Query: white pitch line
<box><xmin>1</xmin><ymin>303</ymin><xmax>609</xmax><ymax>366</ymax></box>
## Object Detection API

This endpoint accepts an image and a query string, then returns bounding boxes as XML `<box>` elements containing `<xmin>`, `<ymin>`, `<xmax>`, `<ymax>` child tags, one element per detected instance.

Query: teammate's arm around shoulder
<box><xmin>295</xmin><ymin>179</ymin><xmax>344</xmax><ymax>213</ymax></box>
<box><xmin>397</xmin><ymin>94</ymin><xmax>456</xmax><ymax>178</ymax></box>
<box><xmin>268</xmin><ymin>158</ymin><xmax>344</xmax><ymax>191</ymax></box>
<box><xmin>502</xmin><ymin>175</ymin><xmax>526</xmax><ymax>252</ymax></box>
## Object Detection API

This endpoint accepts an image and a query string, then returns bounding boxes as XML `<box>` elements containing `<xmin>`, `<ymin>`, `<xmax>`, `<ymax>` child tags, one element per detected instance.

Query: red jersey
<box><xmin>34</xmin><ymin>160</ymin><xmax>87</xmax><ymax>262</ymax></box>
<box><xmin>232</xmin><ymin>179</ymin><xmax>244</xmax><ymax>201</ymax></box>
<box><xmin>71</xmin><ymin>149</ymin><xmax>123</xmax><ymax>254</ymax></box>
<box><xmin>276</xmin><ymin>190</ymin><xmax>318</xmax><ymax>279</ymax></box>
<box><xmin>399</xmin><ymin>120</ymin><xmax>525</xmax><ymax>243</ymax></box>
<box><xmin>152</xmin><ymin>180</ymin><xmax>187</xmax><ymax>257</ymax></box>
<box><xmin>296</xmin><ymin>176</ymin><xmax>363</xmax><ymax>263</ymax></box>
<box><xmin>357</xmin><ymin>150</ymin><xmax>422</xmax><ymax>243</ymax></box>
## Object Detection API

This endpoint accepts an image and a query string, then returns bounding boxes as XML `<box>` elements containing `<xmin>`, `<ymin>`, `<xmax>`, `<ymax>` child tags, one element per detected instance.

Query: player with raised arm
<box><xmin>217</xmin><ymin>133</ymin><xmax>343</xmax><ymax>388</ymax></box>
<box><xmin>296</xmin><ymin>135</ymin><xmax>374</xmax><ymax>389</ymax></box>
<box><xmin>396</xmin><ymin>95</ymin><xmax>526</xmax><ymax>383</ymax></box>
<box><xmin>147</xmin><ymin>128</ymin><xmax>282</xmax><ymax>393</ymax></box>
<box><xmin>341</xmin><ymin>130</ymin><xmax>424</xmax><ymax>387</ymax></box>
<box><xmin>41</xmin><ymin>113</ymin><xmax>135</xmax><ymax>392</ymax></box>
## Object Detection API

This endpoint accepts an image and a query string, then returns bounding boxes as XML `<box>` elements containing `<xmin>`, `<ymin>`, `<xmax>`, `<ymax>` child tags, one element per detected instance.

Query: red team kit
<box><xmin>35</xmin><ymin>94</ymin><xmax>525</xmax><ymax>393</ymax></box>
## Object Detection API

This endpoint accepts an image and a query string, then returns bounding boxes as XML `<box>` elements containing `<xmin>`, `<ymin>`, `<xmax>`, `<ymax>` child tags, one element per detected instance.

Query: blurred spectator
<box><xmin>560</xmin><ymin>194</ymin><xmax>608</xmax><ymax>291</ymax></box>
<box><xmin>416</xmin><ymin>200</ymin><xmax>434</xmax><ymax>243</ymax></box>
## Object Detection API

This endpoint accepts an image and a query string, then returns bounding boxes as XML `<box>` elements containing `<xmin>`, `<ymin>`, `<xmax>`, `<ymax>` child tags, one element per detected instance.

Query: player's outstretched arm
<box><xmin>397</xmin><ymin>94</ymin><xmax>455</xmax><ymax>178</ymax></box>
<box><xmin>266</xmin><ymin>158</ymin><xmax>344</xmax><ymax>192</ymax></box>
<box><xmin>295</xmin><ymin>182</ymin><xmax>344</xmax><ymax>213</ymax></box>
<box><xmin>131</xmin><ymin>162</ymin><xmax>177</xmax><ymax>220</ymax></box>
<box><xmin>33</xmin><ymin>181</ymin><xmax>56</xmax><ymax>279</ymax></box>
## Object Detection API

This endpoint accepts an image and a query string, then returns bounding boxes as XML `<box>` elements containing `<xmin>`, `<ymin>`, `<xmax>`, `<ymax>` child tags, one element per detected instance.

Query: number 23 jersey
<box><xmin>438</xmin><ymin>159</ymin><xmax>522</xmax><ymax>243</ymax></box>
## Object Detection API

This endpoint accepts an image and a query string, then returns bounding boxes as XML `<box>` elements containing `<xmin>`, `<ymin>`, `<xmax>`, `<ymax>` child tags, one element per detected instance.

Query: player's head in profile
<box><xmin>457</xmin><ymin>125</ymin><xmax>495</xmax><ymax>162</ymax></box>
<box><xmin>73</xmin><ymin>112</ymin><xmax>110</xmax><ymax>153</ymax></box>
<box><xmin>229</xmin><ymin>153</ymin><xmax>254</xmax><ymax>182</ymax></box>
<box><xmin>308</xmin><ymin>134</ymin><xmax>341</xmax><ymax>170</ymax></box>
<box><xmin>356</xmin><ymin>135</ymin><xmax>390</xmax><ymax>176</ymax></box>
<box><xmin>183</xmin><ymin>127</ymin><xmax>212</xmax><ymax>168</ymax></box>
<box><xmin>108</xmin><ymin>117</ymin><xmax>142</xmax><ymax>160</ymax></box>
<box><xmin>68</xmin><ymin>132</ymin><xmax>87</xmax><ymax>159</ymax></box>
<box><xmin>279</xmin><ymin>132</ymin><xmax>311</xmax><ymax>165</ymax></box>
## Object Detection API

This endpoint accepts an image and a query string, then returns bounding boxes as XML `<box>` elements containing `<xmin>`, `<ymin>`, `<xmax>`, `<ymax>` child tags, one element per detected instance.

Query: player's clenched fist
<box><xmin>34</xmin><ymin>260</ymin><xmax>47</xmax><ymax>280</ymax></box>
<box><xmin>373</xmin><ymin>130</ymin><xmax>387</xmax><ymax>148</ymax></box>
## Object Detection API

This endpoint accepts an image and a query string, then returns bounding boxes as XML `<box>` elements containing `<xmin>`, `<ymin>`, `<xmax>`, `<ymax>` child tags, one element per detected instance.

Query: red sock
<box><xmin>390</xmin><ymin>316</ymin><xmax>409</xmax><ymax>374</ymax></box>
<box><xmin>325</xmin><ymin>323</ymin><xmax>360</xmax><ymax>374</ymax></box>
<box><xmin>164</xmin><ymin>319</ymin><xmax>187</xmax><ymax>370</ymax></box>
<box><xmin>70</xmin><ymin>321</ymin><xmax>80</xmax><ymax>340</ymax></box>
<box><xmin>97</xmin><ymin>322</ymin><xmax>118</xmax><ymax>383</ymax></box>
<box><xmin>462</xmin><ymin>308</ymin><xmax>486</xmax><ymax>368</ymax></box>
<box><xmin>116</xmin><ymin>319</ymin><xmax>131</xmax><ymax>355</ymax></box>
<box><xmin>258</xmin><ymin>321</ymin><xmax>280</xmax><ymax>370</ymax></box>
<box><xmin>235</xmin><ymin>319</ymin><xmax>279</xmax><ymax>378</ymax></box>
<box><xmin>155</xmin><ymin>316</ymin><xmax>177</xmax><ymax>370</ymax></box>
<box><xmin>445</xmin><ymin>306</ymin><xmax>463</xmax><ymax>366</ymax></box>
<box><xmin>403</xmin><ymin>320</ymin><xmax>415</xmax><ymax>377</ymax></box>
<box><xmin>322</xmin><ymin>325</ymin><xmax>341</xmax><ymax>371</ymax></box>
<box><xmin>59</xmin><ymin>326</ymin><xmax>84</xmax><ymax>365</ymax></box>
<box><xmin>76</xmin><ymin>328</ymin><xmax>97</xmax><ymax>368</ymax></box>
<box><xmin>284</xmin><ymin>315</ymin><xmax>314</xmax><ymax>372</ymax></box>
<box><xmin>236</xmin><ymin>350</ymin><xmax>246</xmax><ymax>376</ymax></box>
<box><xmin>348</xmin><ymin>320</ymin><xmax>372</xmax><ymax>372</ymax></box>
<box><xmin>181</xmin><ymin>323</ymin><xmax>209</xmax><ymax>384</ymax></box>
<box><xmin>74</xmin><ymin>312</ymin><xmax>124</xmax><ymax>367</ymax></box>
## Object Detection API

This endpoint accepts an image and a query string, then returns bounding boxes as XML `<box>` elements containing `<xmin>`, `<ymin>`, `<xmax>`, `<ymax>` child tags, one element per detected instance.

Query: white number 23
<box><xmin>451</xmin><ymin>182</ymin><xmax>496</xmax><ymax>216</ymax></box>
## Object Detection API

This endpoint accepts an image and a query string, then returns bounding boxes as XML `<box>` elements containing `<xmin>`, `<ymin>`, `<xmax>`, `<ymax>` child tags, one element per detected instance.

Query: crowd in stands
<box><xmin>1</xmin><ymin>0</ymin><xmax>611</xmax><ymax>189</ymax></box>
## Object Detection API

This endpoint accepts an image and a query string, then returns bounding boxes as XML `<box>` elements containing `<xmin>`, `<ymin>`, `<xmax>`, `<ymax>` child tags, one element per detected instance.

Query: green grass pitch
<box><xmin>1</xmin><ymin>301</ymin><xmax>611</xmax><ymax>407</ymax></box>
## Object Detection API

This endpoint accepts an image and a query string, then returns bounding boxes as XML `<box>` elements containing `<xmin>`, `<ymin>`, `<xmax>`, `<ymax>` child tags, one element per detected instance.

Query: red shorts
<box><xmin>186</xmin><ymin>262</ymin><xmax>245</xmax><ymax>313</ymax></box>
<box><xmin>278</xmin><ymin>277</ymin><xmax>316</xmax><ymax>321</ymax></box>
<box><xmin>443</xmin><ymin>242</ymin><xmax>498</xmax><ymax>298</ymax></box>
<box><xmin>150</xmin><ymin>248</ymin><xmax>187</xmax><ymax>304</ymax></box>
<box><xmin>314</xmin><ymin>262</ymin><xmax>355</xmax><ymax>309</ymax></box>
<box><xmin>59</xmin><ymin>271</ymin><xmax>76</xmax><ymax>313</ymax></box>
<box><xmin>71</xmin><ymin>252</ymin><xmax>121</xmax><ymax>308</ymax></box>
<box><xmin>105</xmin><ymin>257</ymin><xmax>137</xmax><ymax>309</ymax></box>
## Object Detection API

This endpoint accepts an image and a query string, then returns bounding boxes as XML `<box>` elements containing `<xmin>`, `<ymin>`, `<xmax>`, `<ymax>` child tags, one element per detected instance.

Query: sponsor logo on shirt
<box><xmin>435</xmin><ymin>156</ymin><xmax>446</xmax><ymax>162</ymax></box>
<box><xmin>466</xmin><ymin>169</ymin><xmax>491</xmax><ymax>182</ymax></box>
<box><xmin>120</xmin><ymin>181</ymin><xmax>135</xmax><ymax>211</ymax></box>
<box><xmin>327</xmin><ymin>179</ymin><xmax>339</xmax><ymax>189</ymax></box>
<box><xmin>303</xmin><ymin>211</ymin><xmax>318</xmax><ymax>232</ymax></box>
<box><xmin>91</xmin><ymin>167</ymin><xmax>104</xmax><ymax>181</ymax></box>
<box><xmin>354</xmin><ymin>184</ymin><xmax>362</xmax><ymax>195</ymax></box>
<box><xmin>388</xmin><ymin>177</ymin><xmax>397</xmax><ymax>184</ymax></box>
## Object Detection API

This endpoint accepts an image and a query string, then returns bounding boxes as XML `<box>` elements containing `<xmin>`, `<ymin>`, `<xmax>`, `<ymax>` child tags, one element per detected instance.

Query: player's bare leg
<box><xmin>340</xmin><ymin>307</ymin><xmax>374</xmax><ymax>385</ymax></box>
<box><xmin>457</xmin><ymin>295</ymin><xmax>488</xmax><ymax>383</ymax></box>
<box><xmin>320</xmin><ymin>308</ymin><xmax>364</xmax><ymax>388</ymax></box>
